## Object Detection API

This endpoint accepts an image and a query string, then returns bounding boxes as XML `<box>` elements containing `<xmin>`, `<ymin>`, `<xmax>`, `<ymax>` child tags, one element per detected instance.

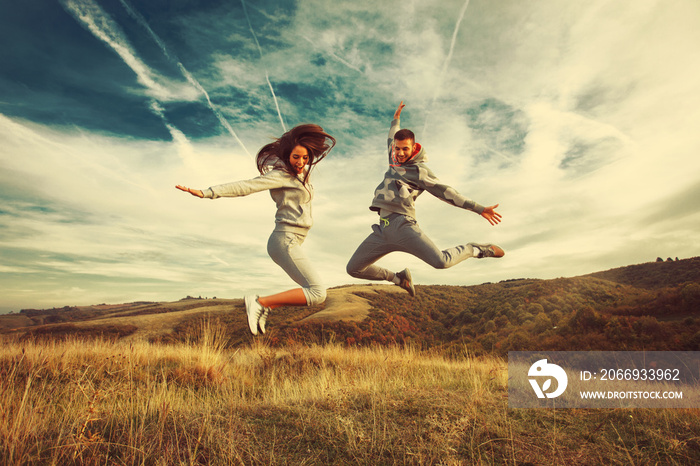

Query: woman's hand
<box><xmin>480</xmin><ymin>204</ymin><xmax>502</xmax><ymax>226</ymax></box>
<box><xmin>176</xmin><ymin>185</ymin><xmax>204</xmax><ymax>198</ymax></box>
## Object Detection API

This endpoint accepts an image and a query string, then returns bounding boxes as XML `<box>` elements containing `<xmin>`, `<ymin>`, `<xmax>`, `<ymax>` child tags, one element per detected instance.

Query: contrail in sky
<box><xmin>240</xmin><ymin>0</ymin><xmax>286</xmax><ymax>132</ymax></box>
<box><xmin>61</xmin><ymin>0</ymin><xmax>200</xmax><ymax>155</ymax></box>
<box><xmin>62</xmin><ymin>0</ymin><xmax>251</xmax><ymax>157</ymax></box>
<box><xmin>61</xmin><ymin>0</ymin><xmax>171</xmax><ymax>101</ymax></box>
<box><xmin>301</xmin><ymin>36</ymin><xmax>364</xmax><ymax>74</ymax></box>
<box><xmin>149</xmin><ymin>101</ymin><xmax>189</xmax><ymax>147</ymax></box>
<box><xmin>423</xmin><ymin>0</ymin><xmax>471</xmax><ymax>135</ymax></box>
<box><xmin>117</xmin><ymin>0</ymin><xmax>252</xmax><ymax>157</ymax></box>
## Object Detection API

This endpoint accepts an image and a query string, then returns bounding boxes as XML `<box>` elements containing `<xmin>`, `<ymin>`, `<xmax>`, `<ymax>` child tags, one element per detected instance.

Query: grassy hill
<box><xmin>3</xmin><ymin>257</ymin><xmax>700</xmax><ymax>354</ymax></box>
<box><xmin>587</xmin><ymin>256</ymin><xmax>700</xmax><ymax>289</ymax></box>
<box><xmin>2</xmin><ymin>258</ymin><xmax>700</xmax><ymax>464</ymax></box>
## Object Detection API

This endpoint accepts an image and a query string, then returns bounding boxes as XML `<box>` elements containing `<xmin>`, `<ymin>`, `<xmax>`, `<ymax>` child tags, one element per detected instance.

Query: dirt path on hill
<box><xmin>300</xmin><ymin>284</ymin><xmax>403</xmax><ymax>323</ymax></box>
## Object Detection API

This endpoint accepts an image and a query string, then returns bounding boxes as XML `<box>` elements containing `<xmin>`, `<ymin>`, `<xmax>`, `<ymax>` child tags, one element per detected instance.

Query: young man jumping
<box><xmin>346</xmin><ymin>101</ymin><xmax>504</xmax><ymax>296</ymax></box>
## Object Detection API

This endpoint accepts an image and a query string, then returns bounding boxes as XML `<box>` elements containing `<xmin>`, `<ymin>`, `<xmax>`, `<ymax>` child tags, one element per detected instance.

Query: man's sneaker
<box><xmin>258</xmin><ymin>307</ymin><xmax>271</xmax><ymax>334</ymax></box>
<box><xmin>244</xmin><ymin>295</ymin><xmax>263</xmax><ymax>335</ymax></box>
<box><xmin>470</xmin><ymin>243</ymin><xmax>505</xmax><ymax>259</ymax></box>
<box><xmin>395</xmin><ymin>268</ymin><xmax>416</xmax><ymax>296</ymax></box>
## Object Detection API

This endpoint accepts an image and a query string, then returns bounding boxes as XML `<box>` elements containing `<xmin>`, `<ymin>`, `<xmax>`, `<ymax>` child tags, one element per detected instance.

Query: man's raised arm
<box><xmin>387</xmin><ymin>101</ymin><xmax>405</xmax><ymax>156</ymax></box>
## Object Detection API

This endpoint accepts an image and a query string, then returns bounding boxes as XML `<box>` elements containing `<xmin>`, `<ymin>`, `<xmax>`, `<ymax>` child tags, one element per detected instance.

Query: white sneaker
<box><xmin>244</xmin><ymin>295</ymin><xmax>263</xmax><ymax>335</ymax></box>
<box><xmin>258</xmin><ymin>307</ymin><xmax>271</xmax><ymax>334</ymax></box>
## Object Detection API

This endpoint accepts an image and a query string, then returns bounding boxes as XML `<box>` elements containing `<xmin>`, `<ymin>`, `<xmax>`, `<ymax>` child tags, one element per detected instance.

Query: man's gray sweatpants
<box><xmin>346</xmin><ymin>213</ymin><xmax>475</xmax><ymax>281</ymax></box>
<box><xmin>267</xmin><ymin>230</ymin><xmax>326</xmax><ymax>305</ymax></box>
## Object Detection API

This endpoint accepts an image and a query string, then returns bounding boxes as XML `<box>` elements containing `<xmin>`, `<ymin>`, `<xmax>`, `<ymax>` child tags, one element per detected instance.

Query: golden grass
<box><xmin>1</xmin><ymin>321</ymin><xmax>699</xmax><ymax>465</ymax></box>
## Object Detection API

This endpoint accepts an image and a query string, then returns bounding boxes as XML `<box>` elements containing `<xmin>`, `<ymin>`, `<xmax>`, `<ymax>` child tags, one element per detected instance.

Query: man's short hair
<box><xmin>394</xmin><ymin>129</ymin><xmax>415</xmax><ymax>142</ymax></box>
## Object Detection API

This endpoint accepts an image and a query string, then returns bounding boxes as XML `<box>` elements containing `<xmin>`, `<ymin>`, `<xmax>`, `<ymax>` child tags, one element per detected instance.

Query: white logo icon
<box><xmin>528</xmin><ymin>359</ymin><xmax>568</xmax><ymax>398</ymax></box>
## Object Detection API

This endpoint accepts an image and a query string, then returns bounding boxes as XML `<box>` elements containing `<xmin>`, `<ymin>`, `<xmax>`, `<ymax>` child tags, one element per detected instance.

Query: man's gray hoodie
<box><xmin>369</xmin><ymin>118</ymin><xmax>485</xmax><ymax>219</ymax></box>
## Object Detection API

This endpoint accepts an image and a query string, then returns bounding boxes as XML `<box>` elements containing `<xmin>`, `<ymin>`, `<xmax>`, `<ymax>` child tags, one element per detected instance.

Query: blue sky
<box><xmin>2</xmin><ymin>0</ymin><xmax>699</xmax><ymax>312</ymax></box>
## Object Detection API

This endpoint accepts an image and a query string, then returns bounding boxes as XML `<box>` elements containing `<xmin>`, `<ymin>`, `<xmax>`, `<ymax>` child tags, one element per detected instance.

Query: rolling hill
<box><xmin>2</xmin><ymin>257</ymin><xmax>699</xmax><ymax>353</ymax></box>
<box><xmin>2</xmin><ymin>257</ymin><xmax>700</xmax><ymax>463</ymax></box>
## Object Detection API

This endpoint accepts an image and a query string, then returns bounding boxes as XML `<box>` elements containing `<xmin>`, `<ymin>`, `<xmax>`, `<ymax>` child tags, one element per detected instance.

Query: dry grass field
<box><xmin>2</xmin><ymin>320</ymin><xmax>699</xmax><ymax>465</ymax></box>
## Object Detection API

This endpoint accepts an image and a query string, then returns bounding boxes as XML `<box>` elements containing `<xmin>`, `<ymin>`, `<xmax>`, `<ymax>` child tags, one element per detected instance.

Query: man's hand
<box><xmin>393</xmin><ymin>101</ymin><xmax>405</xmax><ymax>120</ymax></box>
<box><xmin>176</xmin><ymin>185</ymin><xmax>204</xmax><ymax>198</ymax></box>
<box><xmin>480</xmin><ymin>204</ymin><xmax>502</xmax><ymax>226</ymax></box>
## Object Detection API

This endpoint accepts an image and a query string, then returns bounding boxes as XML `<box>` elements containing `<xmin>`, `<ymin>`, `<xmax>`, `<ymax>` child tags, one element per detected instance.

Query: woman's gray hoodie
<box><xmin>201</xmin><ymin>165</ymin><xmax>313</xmax><ymax>235</ymax></box>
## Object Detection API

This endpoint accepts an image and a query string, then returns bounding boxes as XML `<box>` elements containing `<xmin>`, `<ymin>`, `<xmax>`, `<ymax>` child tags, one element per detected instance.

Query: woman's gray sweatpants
<box><xmin>346</xmin><ymin>213</ymin><xmax>475</xmax><ymax>281</ymax></box>
<box><xmin>267</xmin><ymin>230</ymin><xmax>326</xmax><ymax>305</ymax></box>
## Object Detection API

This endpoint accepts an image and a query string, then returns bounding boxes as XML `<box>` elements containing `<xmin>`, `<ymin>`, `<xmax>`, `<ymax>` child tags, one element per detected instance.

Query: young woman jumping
<box><xmin>176</xmin><ymin>124</ymin><xmax>336</xmax><ymax>335</ymax></box>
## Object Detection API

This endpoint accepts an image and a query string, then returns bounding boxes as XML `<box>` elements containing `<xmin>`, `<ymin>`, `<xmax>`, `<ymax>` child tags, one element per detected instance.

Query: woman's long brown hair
<box><xmin>256</xmin><ymin>124</ymin><xmax>336</xmax><ymax>185</ymax></box>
